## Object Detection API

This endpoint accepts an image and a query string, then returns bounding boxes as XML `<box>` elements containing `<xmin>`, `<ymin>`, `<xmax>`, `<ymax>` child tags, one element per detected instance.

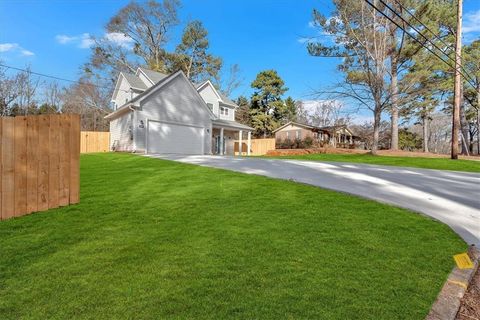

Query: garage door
<box><xmin>147</xmin><ymin>121</ymin><xmax>204</xmax><ymax>154</ymax></box>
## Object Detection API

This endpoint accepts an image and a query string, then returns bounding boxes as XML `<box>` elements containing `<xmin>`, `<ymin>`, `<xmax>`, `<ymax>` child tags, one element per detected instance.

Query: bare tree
<box><xmin>85</xmin><ymin>0</ymin><xmax>181</xmax><ymax>80</ymax></box>
<box><xmin>308</xmin><ymin>0</ymin><xmax>391</xmax><ymax>154</ymax></box>
<box><xmin>62</xmin><ymin>79</ymin><xmax>112</xmax><ymax>131</ymax></box>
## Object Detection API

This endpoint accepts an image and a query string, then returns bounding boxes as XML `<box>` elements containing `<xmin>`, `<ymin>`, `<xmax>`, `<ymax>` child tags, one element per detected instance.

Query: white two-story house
<box><xmin>105</xmin><ymin>67</ymin><xmax>253</xmax><ymax>155</ymax></box>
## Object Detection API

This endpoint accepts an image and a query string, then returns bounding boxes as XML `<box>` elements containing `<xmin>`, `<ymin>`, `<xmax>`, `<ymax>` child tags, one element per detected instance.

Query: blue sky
<box><xmin>1</xmin><ymin>0</ymin><xmax>480</xmax><ymax>121</ymax></box>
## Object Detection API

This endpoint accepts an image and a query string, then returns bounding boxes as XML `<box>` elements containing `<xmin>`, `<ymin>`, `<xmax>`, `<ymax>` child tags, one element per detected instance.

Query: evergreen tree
<box><xmin>250</xmin><ymin>70</ymin><xmax>288</xmax><ymax>138</ymax></box>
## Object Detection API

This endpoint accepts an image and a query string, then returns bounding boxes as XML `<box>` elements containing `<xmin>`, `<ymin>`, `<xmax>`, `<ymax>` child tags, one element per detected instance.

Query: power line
<box><xmin>376</xmin><ymin>0</ymin><xmax>475</xmax><ymax>88</ymax></box>
<box><xmin>0</xmin><ymin>63</ymin><xmax>131</xmax><ymax>94</ymax></box>
<box><xmin>364</xmin><ymin>0</ymin><xmax>477</xmax><ymax>90</ymax></box>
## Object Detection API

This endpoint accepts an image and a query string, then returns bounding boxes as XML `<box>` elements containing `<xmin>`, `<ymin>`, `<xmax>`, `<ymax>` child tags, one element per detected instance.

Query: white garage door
<box><xmin>147</xmin><ymin>121</ymin><xmax>204</xmax><ymax>154</ymax></box>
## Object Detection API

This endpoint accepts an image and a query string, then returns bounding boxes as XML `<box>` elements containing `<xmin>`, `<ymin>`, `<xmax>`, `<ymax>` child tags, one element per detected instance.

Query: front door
<box><xmin>214</xmin><ymin>135</ymin><xmax>226</xmax><ymax>155</ymax></box>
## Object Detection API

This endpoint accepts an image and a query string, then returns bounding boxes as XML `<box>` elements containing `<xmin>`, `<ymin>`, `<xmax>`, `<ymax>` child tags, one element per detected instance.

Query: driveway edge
<box><xmin>426</xmin><ymin>246</ymin><xmax>480</xmax><ymax>320</ymax></box>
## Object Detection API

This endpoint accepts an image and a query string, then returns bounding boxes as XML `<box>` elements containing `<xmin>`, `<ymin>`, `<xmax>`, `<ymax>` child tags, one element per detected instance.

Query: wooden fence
<box><xmin>81</xmin><ymin>131</ymin><xmax>110</xmax><ymax>153</ymax></box>
<box><xmin>234</xmin><ymin>138</ymin><xmax>276</xmax><ymax>155</ymax></box>
<box><xmin>0</xmin><ymin>114</ymin><xmax>80</xmax><ymax>220</ymax></box>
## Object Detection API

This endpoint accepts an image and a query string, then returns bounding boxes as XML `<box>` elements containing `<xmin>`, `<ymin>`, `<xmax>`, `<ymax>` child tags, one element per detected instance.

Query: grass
<box><xmin>0</xmin><ymin>153</ymin><xmax>466</xmax><ymax>319</ymax></box>
<box><xmin>265</xmin><ymin>153</ymin><xmax>480</xmax><ymax>173</ymax></box>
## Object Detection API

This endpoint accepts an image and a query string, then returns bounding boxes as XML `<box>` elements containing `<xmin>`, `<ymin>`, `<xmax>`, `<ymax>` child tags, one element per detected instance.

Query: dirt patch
<box><xmin>456</xmin><ymin>267</ymin><xmax>480</xmax><ymax>320</ymax></box>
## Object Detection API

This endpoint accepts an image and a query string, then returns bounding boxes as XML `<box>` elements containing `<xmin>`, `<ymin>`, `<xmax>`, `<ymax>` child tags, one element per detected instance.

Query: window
<box><xmin>296</xmin><ymin>130</ymin><xmax>301</xmax><ymax>139</ymax></box>
<box><xmin>286</xmin><ymin>132</ymin><xmax>290</xmax><ymax>139</ymax></box>
<box><xmin>207</xmin><ymin>103</ymin><xmax>213</xmax><ymax>111</ymax></box>
<box><xmin>220</xmin><ymin>107</ymin><xmax>229</xmax><ymax>116</ymax></box>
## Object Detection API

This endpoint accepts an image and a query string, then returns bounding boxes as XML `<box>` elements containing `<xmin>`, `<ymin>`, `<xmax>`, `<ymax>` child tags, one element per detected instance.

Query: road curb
<box><xmin>426</xmin><ymin>246</ymin><xmax>480</xmax><ymax>320</ymax></box>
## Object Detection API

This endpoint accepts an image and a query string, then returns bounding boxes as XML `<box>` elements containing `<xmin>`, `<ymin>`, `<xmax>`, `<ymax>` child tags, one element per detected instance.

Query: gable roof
<box><xmin>272</xmin><ymin>121</ymin><xmax>318</xmax><ymax>133</ymax></box>
<box><xmin>136</xmin><ymin>67</ymin><xmax>168</xmax><ymax>85</ymax></box>
<box><xmin>195</xmin><ymin>80</ymin><xmax>238</xmax><ymax>108</ymax></box>
<box><xmin>122</xmin><ymin>72</ymin><xmax>148</xmax><ymax>90</ymax></box>
<box><xmin>105</xmin><ymin>70</ymin><xmax>216</xmax><ymax>120</ymax></box>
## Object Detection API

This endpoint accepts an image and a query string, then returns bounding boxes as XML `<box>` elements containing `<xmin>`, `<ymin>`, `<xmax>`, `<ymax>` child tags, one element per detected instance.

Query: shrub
<box><xmin>303</xmin><ymin>136</ymin><xmax>313</xmax><ymax>148</ymax></box>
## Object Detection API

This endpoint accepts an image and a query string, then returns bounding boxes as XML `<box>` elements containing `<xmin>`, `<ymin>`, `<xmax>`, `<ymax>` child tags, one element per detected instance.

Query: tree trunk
<box><xmin>371</xmin><ymin>104</ymin><xmax>382</xmax><ymax>155</ymax></box>
<box><xmin>459</xmin><ymin>99</ymin><xmax>469</xmax><ymax>155</ymax></box>
<box><xmin>422</xmin><ymin>114</ymin><xmax>429</xmax><ymax>153</ymax></box>
<box><xmin>389</xmin><ymin>40</ymin><xmax>399</xmax><ymax>150</ymax></box>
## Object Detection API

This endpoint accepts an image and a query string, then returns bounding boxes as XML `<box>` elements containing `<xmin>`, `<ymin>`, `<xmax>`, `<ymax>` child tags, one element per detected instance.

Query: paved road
<box><xmin>147</xmin><ymin>154</ymin><xmax>480</xmax><ymax>246</ymax></box>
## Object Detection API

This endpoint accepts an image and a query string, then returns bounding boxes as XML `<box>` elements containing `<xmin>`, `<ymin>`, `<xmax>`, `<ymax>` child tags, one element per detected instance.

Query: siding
<box><xmin>275</xmin><ymin>124</ymin><xmax>314</xmax><ymax>141</ymax></box>
<box><xmin>197</xmin><ymin>84</ymin><xmax>220</xmax><ymax>116</ymax></box>
<box><xmin>197</xmin><ymin>83</ymin><xmax>235</xmax><ymax>121</ymax></box>
<box><xmin>135</xmin><ymin>74</ymin><xmax>212</xmax><ymax>154</ymax></box>
<box><xmin>109</xmin><ymin>112</ymin><xmax>134</xmax><ymax>151</ymax></box>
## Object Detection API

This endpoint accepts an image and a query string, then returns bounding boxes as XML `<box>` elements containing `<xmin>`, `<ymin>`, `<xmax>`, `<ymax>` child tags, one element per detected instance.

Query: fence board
<box><xmin>1</xmin><ymin>118</ymin><xmax>15</xmax><ymax>219</ymax></box>
<box><xmin>58</xmin><ymin>115</ymin><xmax>70</xmax><ymax>206</ymax></box>
<box><xmin>80</xmin><ymin>131</ymin><xmax>110</xmax><ymax>153</ymax></box>
<box><xmin>37</xmin><ymin>115</ymin><xmax>50</xmax><ymax>211</ymax></box>
<box><xmin>48</xmin><ymin>115</ymin><xmax>60</xmax><ymax>209</ymax></box>
<box><xmin>70</xmin><ymin>115</ymin><xmax>80</xmax><ymax>204</ymax></box>
<box><xmin>26</xmin><ymin>116</ymin><xmax>38</xmax><ymax>214</ymax></box>
<box><xmin>0</xmin><ymin>114</ymin><xmax>80</xmax><ymax>220</ymax></box>
<box><xmin>14</xmin><ymin>116</ymin><xmax>27</xmax><ymax>216</ymax></box>
<box><xmin>234</xmin><ymin>138</ymin><xmax>276</xmax><ymax>155</ymax></box>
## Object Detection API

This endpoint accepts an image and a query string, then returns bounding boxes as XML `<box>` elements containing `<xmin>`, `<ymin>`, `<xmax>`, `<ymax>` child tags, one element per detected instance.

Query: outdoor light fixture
<box><xmin>139</xmin><ymin>120</ymin><xmax>145</xmax><ymax>128</ymax></box>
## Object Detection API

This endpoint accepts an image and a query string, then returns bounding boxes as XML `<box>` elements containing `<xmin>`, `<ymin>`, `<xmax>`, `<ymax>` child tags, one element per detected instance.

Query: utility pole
<box><xmin>451</xmin><ymin>0</ymin><xmax>463</xmax><ymax>159</ymax></box>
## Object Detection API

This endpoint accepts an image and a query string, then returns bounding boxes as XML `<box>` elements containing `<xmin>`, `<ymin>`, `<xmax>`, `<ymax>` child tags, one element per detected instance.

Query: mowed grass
<box><xmin>266</xmin><ymin>153</ymin><xmax>480</xmax><ymax>173</ymax></box>
<box><xmin>0</xmin><ymin>153</ymin><xmax>466</xmax><ymax>319</ymax></box>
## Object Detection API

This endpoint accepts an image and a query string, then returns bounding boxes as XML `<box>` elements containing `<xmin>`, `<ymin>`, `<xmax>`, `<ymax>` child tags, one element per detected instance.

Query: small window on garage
<box><xmin>207</xmin><ymin>103</ymin><xmax>213</xmax><ymax>111</ymax></box>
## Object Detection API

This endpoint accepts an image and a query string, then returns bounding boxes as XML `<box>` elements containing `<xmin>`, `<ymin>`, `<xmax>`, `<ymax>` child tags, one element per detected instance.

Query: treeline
<box><xmin>305</xmin><ymin>0</ymin><xmax>479</xmax><ymax>155</ymax></box>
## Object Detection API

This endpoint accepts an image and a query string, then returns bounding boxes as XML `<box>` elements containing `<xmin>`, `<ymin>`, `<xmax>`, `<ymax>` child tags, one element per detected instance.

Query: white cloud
<box><xmin>0</xmin><ymin>43</ymin><xmax>19</xmax><ymax>52</ymax></box>
<box><xmin>79</xmin><ymin>33</ymin><xmax>94</xmax><ymax>48</ymax></box>
<box><xmin>104</xmin><ymin>32</ymin><xmax>134</xmax><ymax>48</ymax></box>
<box><xmin>55</xmin><ymin>34</ymin><xmax>77</xmax><ymax>44</ymax></box>
<box><xmin>0</xmin><ymin>42</ymin><xmax>34</xmax><ymax>57</ymax></box>
<box><xmin>56</xmin><ymin>32</ymin><xmax>133</xmax><ymax>49</ymax></box>
<box><xmin>463</xmin><ymin>10</ymin><xmax>480</xmax><ymax>34</ymax></box>
<box><xmin>20</xmin><ymin>49</ymin><xmax>34</xmax><ymax>56</ymax></box>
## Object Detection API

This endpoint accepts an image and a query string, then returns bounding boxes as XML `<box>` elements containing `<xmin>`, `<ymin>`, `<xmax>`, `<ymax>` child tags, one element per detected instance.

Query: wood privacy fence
<box><xmin>0</xmin><ymin>114</ymin><xmax>80</xmax><ymax>220</ymax></box>
<box><xmin>81</xmin><ymin>131</ymin><xmax>110</xmax><ymax>153</ymax></box>
<box><xmin>234</xmin><ymin>138</ymin><xmax>276</xmax><ymax>155</ymax></box>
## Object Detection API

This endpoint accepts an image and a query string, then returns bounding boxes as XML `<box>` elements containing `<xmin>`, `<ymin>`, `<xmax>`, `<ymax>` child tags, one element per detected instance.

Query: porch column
<box><xmin>247</xmin><ymin>131</ymin><xmax>251</xmax><ymax>156</ymax></box>
<box><xmin>220</xmin><ymin>128</ymin><xmax>224</xmax><ymax>155</ymax></box>
<box><xmin>238</xmin><ymin>130</ymin><xmax>243</xmax><ymax>156</ymax></box>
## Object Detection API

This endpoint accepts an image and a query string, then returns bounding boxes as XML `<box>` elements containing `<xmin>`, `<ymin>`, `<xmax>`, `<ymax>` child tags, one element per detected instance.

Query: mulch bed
<box><xmin>266</xmin><ymin>147</ymin><xmax>368</xmax><ymax>156</ymax></box>
<box><xmin>456</xmin><ymin>266</ymin><xmax>480</xmax><ymax>320</ymax></box>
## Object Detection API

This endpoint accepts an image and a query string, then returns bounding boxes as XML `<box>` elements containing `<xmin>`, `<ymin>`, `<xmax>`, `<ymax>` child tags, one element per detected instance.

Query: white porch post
<box><xmin>220</xmin><ymin>128</ymin><xmax>224</xmax><ymax>155</ymax></box>
<box><xmin>238</xmin><ymin>130</ymin><xmax>243</xmax><ymax>156</ymax></box>
<box><xmin>247</xmin><ymin>131</ymin><xmax>251</xmax><ymax>156</ymax></box>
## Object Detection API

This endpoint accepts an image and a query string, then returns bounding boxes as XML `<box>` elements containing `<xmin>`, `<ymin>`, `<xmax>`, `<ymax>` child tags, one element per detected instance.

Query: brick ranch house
<box><xmin>273</xmin><ymin>121</ymin><xmax>359</xmax><ymax>148</ymax></box>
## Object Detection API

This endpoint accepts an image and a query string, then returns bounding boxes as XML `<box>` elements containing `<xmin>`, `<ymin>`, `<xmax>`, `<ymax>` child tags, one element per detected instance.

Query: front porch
<box><xmin>211</xmin><ymin>121</ymin><xmax>252</xmax><ymax>156</ymax></box>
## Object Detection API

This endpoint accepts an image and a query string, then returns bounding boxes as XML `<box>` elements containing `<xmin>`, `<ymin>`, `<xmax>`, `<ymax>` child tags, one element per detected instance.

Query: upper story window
<box><xmin>220</xmin><ymin>107</ymin><xmax>229</xmax><ymax>116</ymax></box>
<box><xmin>207</xmin><ymin>103</ymin><xmax>213</xmax><ymax>112</ymax></box>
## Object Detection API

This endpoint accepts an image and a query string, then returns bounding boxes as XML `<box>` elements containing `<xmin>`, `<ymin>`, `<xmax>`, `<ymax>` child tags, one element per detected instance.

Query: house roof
<box><xmin>105</xmin><ymin>70</ymin><xmax>216</xmax><ymax>121</ymax></box>
<box><xmin>137</xmin><ymin>67</ymin><xmax>168</xmax><ymax>85</ymax></box>
<box><xmin>212</xmin><ymin>119</ymin><xmax>253</xmax><ymax>131</ymax></box>
<box><xmin>122</xmin><ymin>72</ymin><xmax>148</xmax><ymax>90</ymax></box>
<box><xmin>272</xmin><ymin>121</ymin><xmax>319</xmax><ymax>133</ymax></box>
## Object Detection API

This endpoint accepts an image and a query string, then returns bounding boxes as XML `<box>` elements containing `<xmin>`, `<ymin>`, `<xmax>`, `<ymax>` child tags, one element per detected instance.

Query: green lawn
<box><xmin>0</xmin><ymin>153</ymin><xmax>466</xmax><ymax>319</ymax></box>
<box><xmin>266</xmin><ymin>153</ymin><xmax>480</xmax><ymax>173</ymax></box>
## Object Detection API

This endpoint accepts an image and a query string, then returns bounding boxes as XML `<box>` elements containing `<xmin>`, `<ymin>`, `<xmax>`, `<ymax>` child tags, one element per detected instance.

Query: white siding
<box><xmin>197</xmin><ymin>84</ymin><xmax>220</xmax><ymax>116</ymax></box>
<box><xmin>219</xmin><ymin>104</ymin><xmax>235</xmax><ymax>121</ymax></box>
<box><xmin>112</xmin><ymin>76</ymin><xmax>133</xmax><ymax>109</ymax></box>
<box><xmin>134</xmin><ymin>74</ymin><xmax>212</xmax><ymax>154</ymax></box>
<box><xmin>109</xmin><ymin>112</ymin><xmax>134</xmax><ymax>151</ymax></box>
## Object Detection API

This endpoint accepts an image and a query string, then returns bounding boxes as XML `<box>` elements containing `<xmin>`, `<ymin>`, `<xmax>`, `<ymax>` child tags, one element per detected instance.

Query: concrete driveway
<box><xmin>146</xmin><ymin>154</ymin><xmax>480</xmax><ymax>246</ymax></box>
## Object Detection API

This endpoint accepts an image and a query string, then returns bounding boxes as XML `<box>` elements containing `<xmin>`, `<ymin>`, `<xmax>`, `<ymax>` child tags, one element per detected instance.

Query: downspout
<box><xmin>129</xmin><ymin>105</ymin><xmax>137</xmax><ymax>153</ymax></box>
